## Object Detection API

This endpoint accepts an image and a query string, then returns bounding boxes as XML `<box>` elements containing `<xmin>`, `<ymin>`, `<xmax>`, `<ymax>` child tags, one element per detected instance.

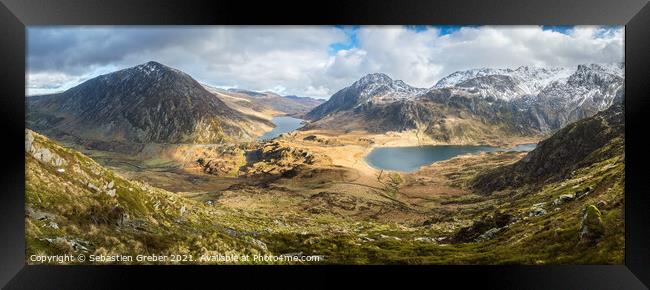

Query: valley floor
<box><xmin>25</xmin><ymin>128</ymin><xmax>624</xmax><ymax>265</ymax></box>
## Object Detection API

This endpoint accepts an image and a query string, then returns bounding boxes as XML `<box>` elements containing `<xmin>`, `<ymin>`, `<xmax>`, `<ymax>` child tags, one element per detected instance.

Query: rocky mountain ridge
<box><xmin>305</xmin><ymin>63</ymin><xmax>624</xmax><ymax>141</ymax></box>
<box><xmin>27</xmin><ymin>61</ymin><xmax>274</xmax><ymax>145</ymax></box>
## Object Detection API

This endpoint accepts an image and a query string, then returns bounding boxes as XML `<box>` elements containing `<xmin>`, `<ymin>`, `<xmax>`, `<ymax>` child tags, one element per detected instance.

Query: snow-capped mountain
<box><xmin>305</xmin><ymin>63</ymin><xmax>624</xmax><ymax>142</ymax></box>
<box><xmin>351</xmin><ymin>73</ymin><xmax>424</xmax><ymax>103</ymax></box>
<box><xmin>305</xmin><ymin>73</ymin><xmax>424</xmax><ymax>120</ymax></box>
<box><xmin>434</xmin><ymin>63</ymin><xmax>622</xmax><ymax>102</ymax></box>
<box><xmin>528</xmin><ymin>63</ymin><xmax>624</xmax><ymax>129</ymax></box>
<box><xmin>434</xmin><ymin>66</ymin><xmax>574</xmax><ymax>101</ymax></box>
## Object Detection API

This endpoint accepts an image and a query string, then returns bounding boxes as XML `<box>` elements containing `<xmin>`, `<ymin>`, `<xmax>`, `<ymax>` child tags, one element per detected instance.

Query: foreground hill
<box><xmin>304</xmin><ymin>64</ymin><xmax>624</xmax><ymax>144</ymax></box>
<box><xmin>25</xmin><ymin>129</ymin><xmax>273</xmax><ymax>264</ymax></box>
<box><xmin>27</xmin><ymin>61</ymin><xmax>274</xmax><ymax>145</ymax></box>
<box><xmin>26</xmin><ymin>121</ymin><xmax>624</xmax><ymax>264</ymax></box>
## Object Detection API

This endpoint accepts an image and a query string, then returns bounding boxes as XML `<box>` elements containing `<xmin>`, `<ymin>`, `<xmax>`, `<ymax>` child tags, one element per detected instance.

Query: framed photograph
<box><xmin>1</xmin><ymin>0</ymin><xmax>649</xmax><ymax>288</ymax></box>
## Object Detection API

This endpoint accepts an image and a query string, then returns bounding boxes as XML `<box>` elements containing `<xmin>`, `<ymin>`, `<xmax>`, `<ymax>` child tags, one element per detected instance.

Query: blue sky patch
<box><xmin>541</xmin><ymin>25</ymin><xmax>574</xmax><ymax>35</ymax></box>
<box><xmin>329</xmin><ymin>26</ymin><xmax>360</xmax><ymax>54</ymax></box>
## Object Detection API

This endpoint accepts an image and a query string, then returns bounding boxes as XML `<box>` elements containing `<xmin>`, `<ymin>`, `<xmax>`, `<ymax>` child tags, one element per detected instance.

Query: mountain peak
<box><xmin>132</xmin><ymin>61</ymin><xmax>178</xmax><ymax>74</ymax></box>
<box><xmin>27</xmin><ymin>60</ymin><xmax>270</xmax><ymax>144</ymax></box>
<box><xmin>357</xmin><ymin>73</ymin><xmax>393</xmax><ymax>84</ymax></box>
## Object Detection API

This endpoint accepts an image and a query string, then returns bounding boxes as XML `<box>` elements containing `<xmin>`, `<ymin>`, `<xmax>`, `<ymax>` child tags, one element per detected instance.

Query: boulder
<box><xmin>553</xmin><ymin>193</ymin><xmax>575</xmax><ymax>206</ymax></box>
<box><xmin>529</xmin><ymin>204</ymin><xmax>547</xmax><ymax>217</ymax></box>
<box><xmin>579</xmin><ymin>205</ymin><xmax>605</xmax><ymax>245</ymax></box>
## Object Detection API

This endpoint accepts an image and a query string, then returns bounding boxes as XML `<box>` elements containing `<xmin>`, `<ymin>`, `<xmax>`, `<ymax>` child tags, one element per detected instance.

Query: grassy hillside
<box><xmin>25</xmin><ymin>126</ymin><xmax>624</xmax><ymax>264</ymax></box>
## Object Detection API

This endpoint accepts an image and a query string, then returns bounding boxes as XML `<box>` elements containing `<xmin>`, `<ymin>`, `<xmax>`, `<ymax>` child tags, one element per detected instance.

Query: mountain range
<box><xmin>305</xmin><ymin>63</ymin><xmax>624</xmax><ymax>142</ymax></box>
<box><xmin>26</xmin><ymin>61</ymin><xmax>322</xmax><ymax>146</ymax></box>
<box><xmin>27</xmin><ymin>61</ymin><xmax>623</xmax><ymax>148</ymax></box>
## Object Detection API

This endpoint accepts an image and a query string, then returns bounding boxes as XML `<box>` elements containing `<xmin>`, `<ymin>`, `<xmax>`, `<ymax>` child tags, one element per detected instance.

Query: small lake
<box><xmin>365</xmin><ymin>143</ymin><xmax>536</xmax><ymax>172</ymax></box>
<box><xmin>257</xmin><ymin>116</ymin><xmax>305</xmax><ymax>141</ymax></box>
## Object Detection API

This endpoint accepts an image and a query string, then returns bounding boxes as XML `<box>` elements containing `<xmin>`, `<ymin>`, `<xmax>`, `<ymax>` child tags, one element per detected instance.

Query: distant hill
<box><xmin>202</xmin><ymin>85</ymin><xmax>324</xmax><ymax>118</ymax></box>
<box><xmin>26</xmin><ymin>61</ymin><xmax>274</xmax><ymax>145</ymax></box>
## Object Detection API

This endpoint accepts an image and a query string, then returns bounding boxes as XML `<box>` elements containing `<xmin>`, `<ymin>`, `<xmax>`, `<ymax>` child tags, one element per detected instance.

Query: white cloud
<box><xmin>327</xmin><ymin>26</ymin><xmax>624</xmax><ymax>90</ymax></box>
<box><xmin>27</xmin><ymin>25</ymin><xmax>624</xmax><ymax>98</ymax></box>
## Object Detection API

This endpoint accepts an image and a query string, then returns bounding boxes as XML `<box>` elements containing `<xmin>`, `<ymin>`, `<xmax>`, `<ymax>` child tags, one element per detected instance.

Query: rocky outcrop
<box><xmin>242</xmin><ymin>141</ymin><xmax>325</xmax><ymax>178</ymax></box>
<box><xmin>25</xmin><ymin>129</ymin><xmax>67</xmax><ymax>168</ymax></box>
<box><xmin>451</xmin><ymin>211</ymin><xmax>513</xmax><ymax>243</ymax></box>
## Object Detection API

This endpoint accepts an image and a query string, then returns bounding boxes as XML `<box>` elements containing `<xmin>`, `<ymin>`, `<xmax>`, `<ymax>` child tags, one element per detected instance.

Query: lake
<box><xmin>365</xmin><ymin>143</ymin><xmax>536</xmax><ymax>172</ymax></box>
<box><xmin>257</xmin><ymin>116</ymin><xmax>305</xmax><ymax>141</ymax></box>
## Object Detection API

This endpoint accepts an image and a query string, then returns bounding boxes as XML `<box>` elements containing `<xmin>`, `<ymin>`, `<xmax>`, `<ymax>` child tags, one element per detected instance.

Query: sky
<box><xmin>27</xmin><ymin>25</ymin><xmax>624</xmax><ymax>98</ymax></box>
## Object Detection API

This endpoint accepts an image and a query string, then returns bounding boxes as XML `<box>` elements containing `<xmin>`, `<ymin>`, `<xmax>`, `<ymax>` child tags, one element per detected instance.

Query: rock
<box><xmin>475</xmin><ymin>227</ymin><xmax>501</xmax><ymax>242</ymax></box>
<box><xmin>32</xmin><ymin>147</ymin><xmax>67</xmax><ymax>167</ymax></box>
<box><xmin>224</xmin><ymin>228</ymin><xmax>240</xmax><ymax>237</ymax></box>
<box><xmin>48</xmin><ymin>221</ymin><xmax>59</xmax><ymax>229</ymax></box>
<box><xmin>379</xmin><ymin>234</ymin><xmax>401</xmax><ymax>241</ymax></box>
<box><xmin>559</xmin><ymin>194</ymin><xmax>575</xmax><ymax>202</ymax></box>
<box><xmin>303</xmin><ymin>135</ymin><xmax>319</xmax><ymax>141</ymax></box>
<box><xmin>303</xmin><ymin>236</ymin><xmax>321</xmax><ymax>245</ymax></box>
<box><xmin>87</xmin><ymin>182</ymin><xmax>101</xmax><ymax>193</ymax></box>
<box><xmin>56</xmin><ymin>168</ymin><xmax>65</xmax><ymax>173</ymax></box>
<box><xmin>25</xmin><ymin>130</ymin><xmax>34</xmax><ymax>152</ymax></box>
<box><xmin>579</xmin><ymin>205</ymin><xmax>605</xmax><ymax>245</ymax></box>
<box><xmin>452</xmin><ymin>211</ymin><xmax>513</xmax><ymax>243</ymax></box>
<box><xmin>553</xmin><ymin>193</ymin><xmax>575</xmax><ymax>206</ymax></box>
<box><xmin>251</xmin><ymin>238</ymin><xmax>268</xmax><ymax>251</ymax></box>
<box><xmin>107</xmin><ymin>181</ymin><xmax>114</xmax><ymax>189</ymax></box>
<box><xmin>529</xmin><ymin>206</ymin><xmax>547</xmax><ymax>217</ymax></box>
<box><xmin>576</xmin><ymin>187</ymin><xmax>592</xmax><ymax>199</ymax></box>
<box><xmin>106</xmin><ymin>189</ymin><xmax>116</xmax><ymax>197</ymax></box>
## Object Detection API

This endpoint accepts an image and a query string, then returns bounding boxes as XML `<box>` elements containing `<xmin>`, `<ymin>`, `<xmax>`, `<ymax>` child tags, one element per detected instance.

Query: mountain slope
<box><xmin>471</xmin><ymin>102</ymin><xmax>624</xmax><ymax>193</ymax></box>
<box><xmin>27</xmin><ymin>61</ymin><xmax>273</xmax><ymax>145</ymax></box>
<box><xmin>25</xmin><ymin>129</ymin><xmax>272</xmax><ymax>264</ymax></box>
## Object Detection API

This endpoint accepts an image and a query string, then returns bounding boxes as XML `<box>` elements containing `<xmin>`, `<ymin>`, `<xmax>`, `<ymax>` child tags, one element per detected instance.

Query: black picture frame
<box><xmin>1</xmin><ymin>0</ymin><xmax>649</xmax><ymax>288</ymax></box>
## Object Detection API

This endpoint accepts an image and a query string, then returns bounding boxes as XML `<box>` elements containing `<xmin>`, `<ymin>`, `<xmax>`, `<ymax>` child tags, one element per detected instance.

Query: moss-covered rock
<box><xmin>579</xmin><ymin>205</ymin><xmax>605</xmax><ymax>245</ymax></box>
